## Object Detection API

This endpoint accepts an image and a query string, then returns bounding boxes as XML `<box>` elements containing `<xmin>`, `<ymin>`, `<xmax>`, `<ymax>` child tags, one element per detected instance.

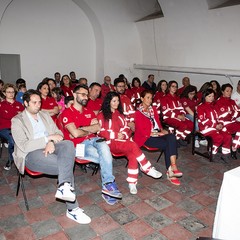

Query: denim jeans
<box><xmin>25</xmin><ymin>140</ymin><xmax>78</xmax><ymax>210</ymax></box>
<box><xmin>186</xmin><ymin>114</ymin><xmax>199</xmax><ymax>140</ymax></box>
<box><xmin>0</xmin><ymin>128</ymin><xmax>14</xmax><ymax>162</ymax></box>
<box><xmin>80</xmin><ymin>137</ymin><xmax>115</xmax><ymax>186</ymax></box>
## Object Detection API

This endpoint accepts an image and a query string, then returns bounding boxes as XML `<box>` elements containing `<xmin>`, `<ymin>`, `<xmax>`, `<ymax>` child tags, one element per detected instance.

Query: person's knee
<box><xmin>61</xmin><ymin>140</ymin><xmax>75</xmax><ymax>152</ymax></box>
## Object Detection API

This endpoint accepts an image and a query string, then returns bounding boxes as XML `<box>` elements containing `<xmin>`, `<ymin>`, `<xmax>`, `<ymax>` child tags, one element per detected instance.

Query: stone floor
<box><xmin>0</xmin><ymin>143</ymin><xmax>239</xmax><ymax>240</ymax></box>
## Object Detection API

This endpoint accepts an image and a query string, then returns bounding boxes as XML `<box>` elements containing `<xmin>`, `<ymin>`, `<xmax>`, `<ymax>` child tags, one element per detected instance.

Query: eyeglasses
<box><xmin>75</xmin><ymin>92</ymin><xmax>89</xmax><ymax>97</ymax></box>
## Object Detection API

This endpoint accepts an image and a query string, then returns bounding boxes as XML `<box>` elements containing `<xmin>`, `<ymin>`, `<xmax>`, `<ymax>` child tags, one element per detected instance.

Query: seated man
<box><xmin>86</xmin><ymin>82</ymin><xmax>102</xmax><ymax>115</ymax></box>
<box><xmin>11</xmin><ymin>89</ymin><xmax>91</xmax><ymax>224</ymax></box>
<box><xmin>60</xmin><ymin>84</ymin><xmax>122</xmax><ymax>205</ymax></box>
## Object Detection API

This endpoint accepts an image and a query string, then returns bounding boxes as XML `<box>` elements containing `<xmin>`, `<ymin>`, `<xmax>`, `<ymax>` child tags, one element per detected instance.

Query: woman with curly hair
<box><xmin>97</xmin><ymin>92</ymin><xmax>162</xmax><ymax>194</ymax></box>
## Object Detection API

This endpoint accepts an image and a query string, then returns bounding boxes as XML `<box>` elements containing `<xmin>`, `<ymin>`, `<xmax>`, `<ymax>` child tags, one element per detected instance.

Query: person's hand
<box><xmin>43</xmin><ymin>141</ymin><xmax>55</xmax><ymax>157</ymax></box>
<box><xmin>90</xmin><ymin>118</ymin><xmax>99</xmax><ymax>125</ymax></box>
<box><xmin>177</xmin><ymin>114</ymin><xmax>185</xmax><ymax>121</ymax></box>
<box><xmin>128</xmin><ymin>122</ymin><xmax>135</xmax><ymax>132</ymax></box>
<box><xmin>216</xmin><ymin>124</ymin><xmax>223</xmax><ymax>130</ymax></box>
<box><xmin>118</xmin><ymin>132</ymin><xmax>124</xmax><ymax>140</ymax></box>
<box><xmin>159</xmin><ymin>129</ymin><xmax>168</xmax><ymax>136</ymax></box>
<box><xmin>48</xmin><ymin>134</ymin><xmax>63</xmax><ymax>143</ymax></box>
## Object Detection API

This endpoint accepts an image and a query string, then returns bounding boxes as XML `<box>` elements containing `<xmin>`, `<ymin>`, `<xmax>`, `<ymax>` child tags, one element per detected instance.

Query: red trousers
<box><xmin>164</xmin><ymin>118</ymin><xmax>193</xmax><ymax>140</ymax></box>
<box><xmin>109</xmin><ymin>140</ymin><xmax>152</xmax><ymax>183</ymax></box>
<box><xmin>223</xmin><ymin>122</ymin><xmax>240</xmax><ymax>149</ymax></box>
<box><xmin>205</xmin><ymin>130</ymin><xmax>232</xmax><ymax>154</ymax></box>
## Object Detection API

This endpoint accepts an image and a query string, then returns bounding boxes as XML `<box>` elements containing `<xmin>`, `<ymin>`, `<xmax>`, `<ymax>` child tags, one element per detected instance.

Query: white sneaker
<box><xmin>66</xmin><ymin>207</ymin><xmax>91</xmax><ymax>224</ymax></box>
<box><xmin>146</xmin><ymin>167</ymin><xmax>162</xmax><ymax>179</ymax></box>
<box><xmin>129</xmin><ymin>183</ymin><xmax>137</xmax><ymax>194</ymax></box>
<box><xmin>195</xmin><ymin>140</ymin><xmax>200</xmax><ymax>148</ymax></box>
<box><xmin>55</xmin><ymin>182</ymin><xmax>76</xmax><ymax>202</ymax></box>
<box><xmin>4</xmin><ymin>143</ymin><xmax>8</xmax><ymax>148</ymax></box>
<box><xmin>199</xmin><ymin>140</ymin><xmax>208</xmax><ymax>146</ymax></box>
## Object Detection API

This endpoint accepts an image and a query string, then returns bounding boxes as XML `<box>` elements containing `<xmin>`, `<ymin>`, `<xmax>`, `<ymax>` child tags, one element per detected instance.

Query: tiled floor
<box><xmin>0</xmin><ymin>143</ymin><xmax>239</xmax><ymax>240</ymax></box>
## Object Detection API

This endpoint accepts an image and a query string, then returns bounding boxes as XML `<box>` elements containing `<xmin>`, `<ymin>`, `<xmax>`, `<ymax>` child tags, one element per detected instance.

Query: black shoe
<box><xmin>221</xmin><ymin>154</ymin><xmax>231</xmax><ymax>164</ymax></box>
<box><xmin>177</xmin><ymin>139</ymin><xmax>188</xmax><ymax>146</ymax></box>
<box><xmin>231</xmin><ymin>151</ymin><xmax>237</xmax><ymax>160</ymax></box>
<box><xmin>4</xmin><ymin>160</ymin><xmax>12</xmax><ymax>171</ymax></box>
<box><xmin>212</xmin><ymin>153</ymin><xmax>222</xmax><ymax>163</ymax></box>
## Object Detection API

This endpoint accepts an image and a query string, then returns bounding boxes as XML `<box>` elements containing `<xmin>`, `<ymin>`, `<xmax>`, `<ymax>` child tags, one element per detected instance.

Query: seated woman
<box><xmin>60</xmin><ymin>75</ymin><xmax>74</xmax><ymax>97</ymax></box>
<box><xmin>197</xmin><ymin>88</ymin><xmax>232</xmax><ymax>162</ymax></box>
<box><xmin>52</xmin><ymin>87</ymin><xmax>65</xmax><ymax>114</ymax></box>
<box><xmin>0</xmin><ymin>83</ymin><xmax>24</xmax><ymax>170</ymax></box>
<box><xmin>153</xmin><ymin>79</ymin><xmax>168</xmax><ymax>112</ymax></box>
<box><xmin>97</xmin><ymin>92</ymin><xmax>162</xmax><ymax>194</ymax></box>
<box><xmin>215</xmin><ymin>83</ymin><xmax>240</xmax><ymax>159</ymax></box>
<box><xmin>37</xmin><ymin>82</ymin><xmax>59</xmax><ymax>121</ymax></box>
<box><xmin>134</xmin><ymin>89</ymin><xmax>183</xmax><ymax>186</ymax></box>
<box><xmin>161</xmin><ymin>81</ymin><xmax>193</xmax><ymax>145</ymax></box>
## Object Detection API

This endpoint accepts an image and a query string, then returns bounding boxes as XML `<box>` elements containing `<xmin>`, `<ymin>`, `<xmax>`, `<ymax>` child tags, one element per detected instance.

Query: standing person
<box><xmin>215</xmin><ymin>84</ymin><xmax>240</xmax><ymax>159</ymax></box>
<box><xmin>60</xmin><ymin>75</ymin><xmax>74</xmax><ymax>97</ymax></box>
<box><xmin>161</xmin><ymin>81</ymin><xmax>193</xmax><ymax>145</ymax></box>
<box><xmin>197</xmin><ymin>88</ymin><xmax>232</xmax><ymax>162</ymax></box>
<box><xmin>134</xmin><ymin>90</ymin><xmax>183</xmax><ymax>186</ymax></box>
<box><xmin>142</xmin><ymin>74</ymin><xmax>156</xmax><ymax>93</ymax></box>
<box><xmin>177</xmin><ymin>77</ymin><xmax>190</xmax><ymax>96</ymax></box>
<box><xmin>101</xmin><ymin>75</ymin><xmax>115</xmax><ymax>100</ymax></box>
<box><xmin>97</xmin><ymin>92</ymin><xmax>162</xmax><ymax>194</ymax></box>
<box><xmin>86</xmin><ymin>82</ymin><xmax>102</xmax><ymax>115</ymax></box>
<box><xmin>11</xmin><ymin>89</ymin><xmax>91</xmax><ymax>224</ymax></box>
<box><xmin>60</xmin><ymin>85</ymin><xmax>122</xmax><ymax>205</ymax></box>
<box><xmin>0</xmin><ymin>84</ymin><xmax>24</xmax><ymax>170</ymax></box>
<box><xmin>37</xmin><ymin>82</ymin><xmax>59</xmax><ymax>121</ymax></box>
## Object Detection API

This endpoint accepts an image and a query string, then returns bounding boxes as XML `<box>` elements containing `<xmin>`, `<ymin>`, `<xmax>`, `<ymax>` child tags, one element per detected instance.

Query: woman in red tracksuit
<box><xmin>134</xmin><ymin>89</ymin><xmax>183</xmax><ymax>186</ymax></box>
<box><xmin>197</xmin><ymin>88</ymin><xmax>232</xmax><ymax>162</ymax></box>
<box><xmin>153</xmin><ymin>80</ymin><xmax>168</xmax><ymax>113</ymax></box>
<box><xmin>161</xmin><ymin>81</ymin><xmax>193</xmax><ymax>143</ymax></box>
<box><xmin>97</xmin><ymin>92</ymin><xmax>162</xmax><ymax>195</ymax></box>
<box><xmin>215</xmin><ymin>83</ymin><xmax>240</xmax><ymax>159</ymax></box>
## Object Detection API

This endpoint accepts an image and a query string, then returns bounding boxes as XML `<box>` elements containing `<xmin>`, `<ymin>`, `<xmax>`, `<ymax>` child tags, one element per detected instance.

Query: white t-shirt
<box><xmin>231</xmin><ymin>91</ymin><xmax>240</xmax><ymax>121</ymax></box>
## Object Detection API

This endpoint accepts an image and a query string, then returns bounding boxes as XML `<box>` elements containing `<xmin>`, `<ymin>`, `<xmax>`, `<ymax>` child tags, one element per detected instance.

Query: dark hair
<box><xmin>0</xmin><ymin>79</ymin><xmax>4</xmax><ymax>86</ymax></box>
<box><xmin>101</xmin><ymin>92</ymin><xmax>123</xmax><ymax>121</ymax></box>
<box><xmin>210</xmin><ymin>80</ymin><xmax>221</xmax><ymax>98</ymax></box>
<box><xmin>140</xmin><ymin>89</ymin><xmax>154</xmax><ymax>99</ymax></box>
<box><xmin>89</xmin><ymin>82</ymin><xmax>101</xmax><ymax>88</ymax></box>
<box><xmin>156</xmin><ymin>80</ymin><xmax>168</xmax><ymax>93</ymax></box>
<box><xmin>221</xmin><ymin>83</ymin><xmax>233</xmax><ymax>92</ymax></box>
<box><xmin>131</xmin><ymin>77</ymin><xmax>141</xmax><ymax>87</ymax></box>
<box><xmin>18</xmin><ymin>83</ymin><xmax>26</xmax><ymax>91</ymax></box>
<box><xmin>148</xmin><ymin>74</ymin><xmax>154</xmax><ymax>78</ymax></box>
<box><xmin>114</xmin><ymin>77</ymin><xmax>125</xmax><ymax>87</ymax></box>
<box><xmin>73</xmin><ymin>84</ymin><xmax>89</xmax><ymax>93</ymax></box>
<box><xmin>23</xmin><ymin>89</ymin><xmax>41</xmax><ymax>106</ymax></box>
<box><xmin>52</xmin><ymin>87</ymin><xmax>64</xmax><ymax>101</ymax></box>
<box><xmin>199</xmin><ymin>82</ymin><xmax>212</xmax><ymax>93</ymax></box>
<box><xmin>36</xmin><ymin>82</ymin><xmax>50</xmax><ymax>93</ymax></box>
<box><xmin>47</xmin><ymin>78</ymin><xmax>56</xmax><ymax>86</ymax></box>
<box><xmin>61</xmin><ymin>75</ymin><xmax>72</xmax><ymax>86</ymax></box>
<box><xmin>167</xmin><ymin>80</ymin><xmax>178</xmax><ymax>94</ymax></box>
<box><xmin>180</xmin><ymin>85</ymin><xmax>197</xmax><ymax>99</ymax></box>
<box><xmin>202</xmin><ymin>88</ymin><xmax>215</xmax><ymax>103</ymax></box>
<box><xmin>16</xmin><ymin>78</ymin><xmax>26</xmax><ymax>85</ymax></box>
<box><xmin>64</xmin><ymin>96</ymin><xmax>74</xmax><ymax>105</ymax></box>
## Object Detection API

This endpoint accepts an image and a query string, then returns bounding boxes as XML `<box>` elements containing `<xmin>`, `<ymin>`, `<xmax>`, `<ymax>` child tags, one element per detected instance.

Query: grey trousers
<box><xmin>25</xmin><ymin>140</ymin><xmax>78</xmax><ymax>210</ymax></box>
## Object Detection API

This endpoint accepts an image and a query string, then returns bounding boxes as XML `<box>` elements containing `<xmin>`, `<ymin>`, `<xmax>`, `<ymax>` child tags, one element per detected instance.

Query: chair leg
<box><xmin>16</xmin><ymin>172</ymin><xmax>29</xmax><ymax>211</ymax></box>
<box><xmin>92</xmin><ymin>164</ymin><xmax>99</xmax><ymax>175</ymax></box>
<box><xmin>156</xmin><ymin>150</ymin><xmax>163</xmax><ymax>162</ymax></box>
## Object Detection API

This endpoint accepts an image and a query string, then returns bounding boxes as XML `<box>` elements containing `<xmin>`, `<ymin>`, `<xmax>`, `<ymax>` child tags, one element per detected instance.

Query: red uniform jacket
<box><xmin>134</xmin><ymin>106</ymin><xmax>163</xmax><ymax>147</ymax></box>
<box><xmin>101</xmin><ymin>84</ymin><xmax>115</xmax><ymax>99</ymax></box>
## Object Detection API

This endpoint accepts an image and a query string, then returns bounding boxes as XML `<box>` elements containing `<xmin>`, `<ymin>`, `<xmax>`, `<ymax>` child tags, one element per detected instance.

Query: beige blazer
<box><xmin>11</xmin><ymin>110</ymin><xmax>63</xmax><ymax>174</ymax></box>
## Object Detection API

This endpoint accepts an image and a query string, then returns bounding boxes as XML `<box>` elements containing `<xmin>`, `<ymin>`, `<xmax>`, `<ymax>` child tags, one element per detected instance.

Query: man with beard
<box><xmin>60</xmin><ymin>85</ymin><xmax>122</xmax><ymax>205</ymax></box>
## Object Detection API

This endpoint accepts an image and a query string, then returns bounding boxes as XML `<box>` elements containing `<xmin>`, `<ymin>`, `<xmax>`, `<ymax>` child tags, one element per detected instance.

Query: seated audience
<box><xmin>231</xmin><ymin>80</ymin><xmax>240</xmax><ymax>121</ymax></box>
<box><xmin>79</xmin><ymin>77</ymin><xmax>88</xmax><ymax>86</ymax></box>
<box><xmin>210</xmin><ymin>80</ymin><xmax>221</xmax><ymax>100</ymax></box>
<box><xmin>101</xmin><ymin>75</ymin><xmax>115</xmax><ymax>99</ymax></box>
<box><xmin>59</xmin><ymin>85</ymin><xmax>122</xmax><ymax>205</ymax></box>
<box><xmin>153</xmin><ymin>79</ymin><xmax>168</xmax><ymax>112</ymax></box>
<box><xmin>215</xmin><ymin>83</ymin><xmax>240</xmax><ymax>159</ymax></box>
<box><xmin>69</xmin><ymin>71</ymin><xmax>79</xmax><ymax>85</ymax></box>
<box><xmin>52</xmin><ymin>87</ymin><xmax>65</xmax><ymax>113</ymax></box>
<box><xmin>11</xmin><ymin>89</ymin><xmax>91</xmax><ymax>224</ymax></box>
<box><xmin>177</xmin><ymin>77</ymin><xmax>190</xmax><ymax>96</ymax></box>
<box><xmin>161</xmin><ymin>81</ymin><xmax>193</xmax><ymax>145</ymax></box>
<box><xmin>0</xmin><ymin>83</ymin><xmax>24</xmax><ymax>170</ymax></box>
<box><xmin>197</xmin><ymin>82</ymin><xmax>213</xmax><ymax>104</ymax></box>
<box><xmin>97</xmin><ymin>92</ymin><xmax>162</xmax><ymax>194</ymax></box>
<box><xmin>37</xmin><ymin>82</ymin><xmax>59</xmax><ymax>121</ymax></box>
<box><xmin>16</xmin><ymin>83</ymin><xmax>27</xmax><ymax>104</ymax></box>
<box><xmin>197</xmin><ymin>88</ymin><xmax>232</xmax><ymax>163</ymax></box>
<box><xmin>134</xmin><ymin>90</ymin><xmax>183</xmax><ymax>185</ymax></box>
<box><xmin>61</xmin><ymin>75</ymin><xmax>74</xmax><ymax>97</ymax></box>
<box><xmin>54</xmin><ymin>72</ymin><xmax>61</xmax><ymax>87</ymax></box>
<box><xmin>86</xmin><ymin>82</ymin><xmax>102</xmax><ymax>115</ymax></box>
<box><xmin>0</xmin><ymin>79</ymin><xmax>4</xmax><ymax>101</ymax></box>
<box><xmin>142</xmin><ymin>74</ymin><xmax>156</xmax><ymax>93</ymax></box>
<box><xmin>47</xmin><ymin>78</ymin><xmax>57</xmax><ymax>95</ymax></box>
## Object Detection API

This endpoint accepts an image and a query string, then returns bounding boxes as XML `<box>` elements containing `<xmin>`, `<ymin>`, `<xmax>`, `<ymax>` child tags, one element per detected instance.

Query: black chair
<box><xmin>192</xmin><ymin>111</ymin><xmax>213</xmax><ymax>162</ymax></box>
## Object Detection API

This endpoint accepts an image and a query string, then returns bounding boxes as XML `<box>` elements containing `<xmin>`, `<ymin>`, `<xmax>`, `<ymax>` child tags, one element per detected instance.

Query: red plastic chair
<box><xmin>16</xmin><ymin>167</ymin><xmax>43</xmax><ymax>211</ymax></box>
<box><xmin>142</xmin><ymin>144</ymin><xmax>163</xmax><ymax>162</ymax></box>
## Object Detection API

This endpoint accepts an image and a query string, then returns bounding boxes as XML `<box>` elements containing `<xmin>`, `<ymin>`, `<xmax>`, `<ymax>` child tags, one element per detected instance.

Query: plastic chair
<box><xmin>75</xmin><ymin>158</ymin><xmax>99</xmax><ymax>175</ymax></box>
<box><xmin>16</xmin><ymin>167</ymin><xmax>43</xmax><ymax>211</ymax></box>
<box><xmin>142</xmin><ymin>144</ymin><xmax>163</xmax><ymax>162</ymax></box>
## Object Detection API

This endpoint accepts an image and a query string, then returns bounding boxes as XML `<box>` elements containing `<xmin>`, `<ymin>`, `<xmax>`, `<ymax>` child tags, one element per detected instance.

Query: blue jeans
<box><xmin>25</xmin><ymin>140</ymin><xmax>78</xmax><ymax>210</ymax></box>
<box><xmin>0</xmin><ymin>128</ymin><xmax>14</xmax><ymax>162</ymax></box>
<box><xmin>186</xmin><ymin>114</ymin><xmax>199</xmax><ymax>140</ymax></box>
<box><xmin>80</xmin><ymin>137</ymin><xmax>114</xmax><ymax>186</ymax></box>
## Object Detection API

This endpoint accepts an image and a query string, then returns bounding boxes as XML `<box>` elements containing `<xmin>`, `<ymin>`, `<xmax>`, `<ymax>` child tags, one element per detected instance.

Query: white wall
<box><xmin>136</xmin><ymin>0</ymin><xmax>240</xmax><ymax>90</ymax></box>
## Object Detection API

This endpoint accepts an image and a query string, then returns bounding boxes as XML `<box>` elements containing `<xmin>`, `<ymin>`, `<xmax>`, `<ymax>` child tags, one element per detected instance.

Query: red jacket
<box><xmin>0</xmin><ymin>100</ymin><xmax>24</xmax><ymax>130</ymax></box>
<box><xmin>97</xmin><ymin>110</ymin><xmax>131</xmax><ymax>143</ymax></box>
<box><xmin>120</xmin><ymin>94</ymin><xmax>135</xmax><ymax>122</ymax></box>
<box><xmin>61</xmin><ymin>85</ymin><xmax>74</xmax><ymax>97</ymax></box>
<box><xmin>134</xmin><ymin>106</ymin><xmax>163</xmax><ymax>147</ymax></box>
<box><xmin>215</xmin><ymin>96</ymin><xmax>240</xmax><ymax>125</ymax></box>
<box><xmin>101</xmin><ymin>84</ymin><xmax>115</xmax><ymax>99</ymax></box>
<box><xmin>161</xmin><ymin>93</ymin><xmax>185</xmax><ymax>120</ymax></box>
